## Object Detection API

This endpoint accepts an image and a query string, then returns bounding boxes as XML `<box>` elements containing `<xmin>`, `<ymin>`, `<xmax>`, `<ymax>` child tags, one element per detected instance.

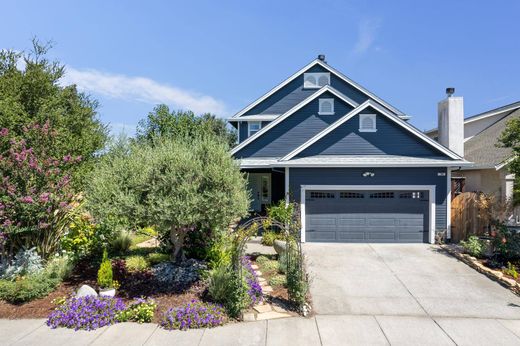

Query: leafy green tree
<box><xmin>135</xmin><ymin>104</ymin><xmax>236</xmax><ymax>147</ymax></box>
<box><xmin>86</xmin><ymin>136</ymin><xmax>249</xmax><ymax>262</ymax></box>
<box><xmin>498</xmin><ymin>117</ymin><xmax>520</xmax><ymax>205</ymax></box>
<box><xmin>0</xmin><ymin>39</ymin><xmax>108</xmax><ymax>185</ymax></box>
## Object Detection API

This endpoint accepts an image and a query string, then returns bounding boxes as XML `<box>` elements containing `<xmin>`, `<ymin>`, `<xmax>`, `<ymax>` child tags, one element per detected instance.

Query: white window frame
<box><xmin>303</xmin><ymin>72</ymin><xmax>330</xmax><ymax>89</ymax></box>
<box><xmin>248</xmin><ymin>121</ymin><xmax>261</xmax><ymax>137</ymax></box>
<box><xmin>318</xmin><ymin>98</ymin><xmax>335</xmax><ymax>115</ymax></box>
<box><xmin>359</xmin><ymin>114</ymin><xmax>377</xmax><ymax>132</ymax></box>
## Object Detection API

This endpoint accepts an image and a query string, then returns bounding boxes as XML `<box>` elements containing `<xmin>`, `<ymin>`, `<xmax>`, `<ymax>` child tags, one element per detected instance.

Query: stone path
<box><xmin>242</xmin><ymin>264</ymin><xmax>292</xmax><ymax>322</ymax></box>
<box><xmin>4</xmin><ymin>315</ymin><xmax>520</xmax><ymax>345</ymax></box>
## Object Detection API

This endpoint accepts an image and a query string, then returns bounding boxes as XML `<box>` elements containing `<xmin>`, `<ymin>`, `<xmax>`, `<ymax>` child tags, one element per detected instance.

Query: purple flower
<box><xmin>160</xmin><ymin>301</ymin><xmax>226</xmax><ymax>331</ymax></box>
<box><xmin>241</xmin><ymin>256</ymin><xmax>263</xmax><ymax>306</ymax></box>
<box><xmin>20</xmin><ymin>196</ymin><xmax>34</xmax><ymax>204</ymax></box>
<box><xmin>0</xmin><ymin>128</ymin><xmax>8</xmax><ymax>137</ymax></box>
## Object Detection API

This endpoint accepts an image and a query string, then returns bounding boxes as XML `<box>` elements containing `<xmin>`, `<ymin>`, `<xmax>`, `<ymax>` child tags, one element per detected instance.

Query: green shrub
<box><xmin>206</xmin><ymin>234</ymin><xmax>232</xmax><ymax>269</ymax></box>
<box><xmin>0</xmin><ymin>272</ymin><xmax>60</xmax><ymax>303</ymax></box>
<box><xmin>494</xmin><ymin>226</ymin><xmax>520</xmax><ymax>260</ymax></box>
<box><xmin>504</xmin><ymin>262</ymin><xmax>519</xmax><ymax>279</ymax></box>
<box><xmin>117</xmin><ymin>298</ymin><xmax>157</xmax><ymax>323</ymax></box>
<box><xmin>460</xmin><ymin>236</ymin><xmax>484</xmax><ymax>258</ymax></box>
<box><xmin>256</xmin><ymin>255</ymin><xmax>270</xmax><ymax>265</ymax></box>
<box><xmin>110</xmin><ymin>230</ymin><xmax>132</xmax><ymax>253</ymax></box>
<box><xmin>45</xmin><ymin>256</ymin><xmax>74</xmax><ymax>281</ymax></box>
<box><xmin>147</xmin><ymin>252</ymin><xmax>170</xmax><ymax>265</ymax></box>
<box><xmin>207</xmin><ymin>265</ymin><xmax>248</xmax><ymax>318</ymax></box>
<box><xmin>268</xmin><ymin>274</ymin><xmax>286</xmax><ymax>287</ymax></box>
<box><xmin>61</xmin><ymin>213</ymin><xmax>99</xmax><ymax>259</ymax></box>
<box><xmin>267</xmin><ymin>200</ymin><xmax>294</xmax><ymax>225</ymax></box>
<box><xmin>261</xmin><ymin>231</ymin><xmax>283</xmax><ymax>246</ymax></box>
<box><xmin>278</xmin><ymin>253</ymin><xmax>288</xmax><ymax>274</ymax></box>
<box><xmin>259</xmin><ymin>259</ymin><xmax>278</xmax><ymax>273</ymax></box>
<box><xmin>97</xmin><ymin>249</ymin><xmax>114</xmax><ymax>289</ymax></box>
<box><xmin>125</xmin><ymin>255</ymin><xmax>150</xmax><ymax>272</ymax></box>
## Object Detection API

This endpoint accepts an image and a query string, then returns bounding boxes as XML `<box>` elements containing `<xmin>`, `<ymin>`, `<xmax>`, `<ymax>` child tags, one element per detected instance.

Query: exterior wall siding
<box><xmin>288</xmin><ymin>167</ymin><xmax>448</xmax><ymax>231</ymax></box>
<box><xmin>298</xmin><ymin>108</ymin><xmax>446</xmax><ymax>157</ymax></box>
<box><xmin>238</xmin><ymin>121</ymin><xmax>271</xmax><ymax>143</ymax></box>
<box><xmin>234</xmin><ymin>92</ymin><xmax>354</xmax><ymax>158</ymax></box>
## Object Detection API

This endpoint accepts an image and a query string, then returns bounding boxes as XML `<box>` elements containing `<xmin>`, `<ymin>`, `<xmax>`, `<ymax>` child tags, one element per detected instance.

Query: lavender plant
<box><xmin>46</xmin><ymin>296</ymin><xmax>126</xmax><ymax>331</ymax></box>
<box><xmin>241</xmin><ymin>256</ymin><xmax>263</xmax><ymax>306</ymax></box>
<box><xmin>160</xmin><ymin>300</ymin><xmax>226</xmax><ymax>330</ymax></box>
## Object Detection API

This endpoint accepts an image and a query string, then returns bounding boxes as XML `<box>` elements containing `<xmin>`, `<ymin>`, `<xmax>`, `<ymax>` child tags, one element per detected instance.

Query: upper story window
<box><xmin>303</xmin><ymin>72</ymin><xmax>330</xmax><ymax>89</ymax></box>
<box><xmin>248</xmin><ymin>121</ymin><xmax>261</xmax><ymax>137</ymax></box>
<box><xmin>318</xmin><ymin>98</ymin><xmax>334</xmax><ymax>115</ymax></box>
<box><xmin>359</xmin><ymin>114</ymin><xmax>377</xmax><ymax>132</ymax></box>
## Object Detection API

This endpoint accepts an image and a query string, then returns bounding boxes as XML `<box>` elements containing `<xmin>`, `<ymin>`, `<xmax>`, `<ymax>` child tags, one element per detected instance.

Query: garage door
<box><xmin>305</xmin><ymin>190</ymin><xmax>429</xmax><ymax>243</ymax></box>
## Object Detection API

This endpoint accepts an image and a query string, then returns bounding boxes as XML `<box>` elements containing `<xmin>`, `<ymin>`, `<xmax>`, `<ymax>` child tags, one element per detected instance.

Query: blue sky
<box><xmin>1</xmin><ymin>0</ymin><xmax>519</xmax><ymax>135</ymax></box>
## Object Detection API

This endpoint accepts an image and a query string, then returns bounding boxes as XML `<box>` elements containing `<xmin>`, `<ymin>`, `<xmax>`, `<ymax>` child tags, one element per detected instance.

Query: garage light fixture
<box><xmin>362</xmin><ymin>172</ymin><xmax>375</xmax><ymax>177</ymax></box>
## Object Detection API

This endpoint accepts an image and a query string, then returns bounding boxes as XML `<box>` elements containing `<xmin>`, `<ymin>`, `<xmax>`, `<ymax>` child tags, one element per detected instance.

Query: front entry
<box><xmin>248</xmin><ymin>173</ymin><xmax>271</xmax><ymax>212</ymax></box>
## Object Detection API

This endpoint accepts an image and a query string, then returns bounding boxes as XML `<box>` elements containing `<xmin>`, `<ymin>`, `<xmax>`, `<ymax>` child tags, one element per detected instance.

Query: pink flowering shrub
<box><xmin>0</xmin><ymin>122</ymin><xmax>81</xmax><ymax>259</ymax></box>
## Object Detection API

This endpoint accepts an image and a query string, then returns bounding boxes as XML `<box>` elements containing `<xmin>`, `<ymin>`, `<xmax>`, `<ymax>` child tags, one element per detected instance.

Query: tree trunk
<box><xmin>170</xmin><ymin>226</ymin><xmax>187</xmax><ymax>263</ymax></box>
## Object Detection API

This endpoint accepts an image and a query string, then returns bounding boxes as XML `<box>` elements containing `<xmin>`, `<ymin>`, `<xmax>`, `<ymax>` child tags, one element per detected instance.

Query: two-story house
<box><xmin>229</xmin><ymin>55</ymin><xmax>471</xmax><ymax>244</ymax></box>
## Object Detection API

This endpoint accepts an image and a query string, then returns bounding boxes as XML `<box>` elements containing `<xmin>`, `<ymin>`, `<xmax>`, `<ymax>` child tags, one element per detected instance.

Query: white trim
<box><xmin>318</xmin><ymin>98</ymin><xmax>335</xmax><ymax>115</ymax></box>
<box><xmin>240</xmin><ymin>161</ymin><xmax>471</xmax><ymax>169</ymax></box>
<box><xmin>447</xmin><ymin>168</ymin><xmax>451</xmax><ymax>240</ymax></box>
<box><xmin>228</xmin><ymin>115</ymin><xmax>279</xmax><ymax>122</ymax></box>
<box><xmin>231</xmin><ymin>58</ymin><xmax>405</xmax><ymax>119</ymax></box>
<box><xmin>248</xmin><ymin>121</ymin><xmax>261</xmax><ymax>137</ymax></box>
<box><xmin>281</xmin><ymin>99</ymin><xmax>465</xmax><ymax>161</ymax></box>
<box><xmin>285</xmin><ymin>167</ymin><xmax>290</xmax><ymax>206</ymax></box>
<box><xmin>230</xmin><ymin>85</ymin><xmax>358</xmax><ymax>155</ymax></box>
<box><xmin>299</xmin><ymin>184</ymin><xmax>436</xmax><ymax>244</ymax></box>
<box><xmin>496</xmin><ymin>156</ymin><xmax>515</xmax><ymax>171</ymax></box>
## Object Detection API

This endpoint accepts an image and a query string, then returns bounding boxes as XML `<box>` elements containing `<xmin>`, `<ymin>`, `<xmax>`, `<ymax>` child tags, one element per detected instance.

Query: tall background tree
<box><xmin>498</xmin><ymin>116</ymin><xmax>520</xmax><ymax>206</ymax></box>
<box><xmin>135</xmin><ymin>104</ymin><xmax>236</xmax><ymax>148</ymax></box>
<box><xmin>0</xmin><ymin>39</ymin><xmax>108</xmax><ymax>185</ymax></box>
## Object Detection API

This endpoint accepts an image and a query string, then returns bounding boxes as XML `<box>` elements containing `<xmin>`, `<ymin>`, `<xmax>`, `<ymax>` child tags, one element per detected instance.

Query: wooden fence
<box><xmin>450</xmin><ymin>192</ymin><xmax>490</xmax><ymax>242</ymax></box>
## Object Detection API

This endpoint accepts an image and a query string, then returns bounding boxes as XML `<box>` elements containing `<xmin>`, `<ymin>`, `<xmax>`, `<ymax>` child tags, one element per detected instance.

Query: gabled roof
<box><xmin>230</xmin><ymin>85</ymin><xmax>358</xmax><ymax>155</ymax></box>
<box><xmin>425</xmin><ymin>100</ymin><xmax>520</xmax><ymax>134</ymax></box>
<box><xmin>281</xmin><ymin>99</ymin><xmax>465</xmax><ymax>161</ymax></box>
<box><xmin>231</xmin><ymin>58</ymin><xmax>406</xmax><ymax>119</ymax></box>
<box><xmin>464</xmin><ymin>108</ymin><xmax>520</xmax><ymax>169</ymax></box>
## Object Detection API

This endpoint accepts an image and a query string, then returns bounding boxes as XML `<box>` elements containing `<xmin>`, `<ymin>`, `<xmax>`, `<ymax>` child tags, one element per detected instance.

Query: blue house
<box><xmin>228</xmin><ymin>55</ymin><xmax>471</xmax><ymax>244</ymax></box>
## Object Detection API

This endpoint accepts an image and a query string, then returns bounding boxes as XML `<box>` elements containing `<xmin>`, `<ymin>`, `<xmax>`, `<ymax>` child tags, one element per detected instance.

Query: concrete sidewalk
<box><xmin>3</xmin><ymin>315</ymin><xmax>520</xmax><ymax>346</ymax></box>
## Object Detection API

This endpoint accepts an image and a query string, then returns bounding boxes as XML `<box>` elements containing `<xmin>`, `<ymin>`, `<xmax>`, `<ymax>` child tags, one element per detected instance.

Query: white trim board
<box><xmin>299</xmin><ymin>184</ymin><xmax>436</xmax><ymax>244</ymax></box>
<box><xmin>231</xmin><ymin>58</ymin><xmax>405</xmax><ymax>119</ymax></box>
<box><xmin>230</xmin><ymin>85</ymin><xmax>359</xmax><ymax>155</ymax></box>
<box><xmin>281</xmin><ymin>99</ymin><xmax>465</xmax><ymax>161</ymax></box>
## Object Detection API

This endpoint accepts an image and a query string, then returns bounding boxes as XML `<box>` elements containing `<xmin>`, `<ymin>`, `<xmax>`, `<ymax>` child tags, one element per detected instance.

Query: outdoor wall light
<box><xmin>362</xmin><ymin>172</ymin><xmax>375</xmax><ymax>177</ymax></box>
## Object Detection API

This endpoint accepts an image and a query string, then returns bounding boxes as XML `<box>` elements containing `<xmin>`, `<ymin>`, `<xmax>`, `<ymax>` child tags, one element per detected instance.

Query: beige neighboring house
<box><xmin>426</xmin><ymin>98</ymin><xmax>520</xmax><ymax>226</ymax></box>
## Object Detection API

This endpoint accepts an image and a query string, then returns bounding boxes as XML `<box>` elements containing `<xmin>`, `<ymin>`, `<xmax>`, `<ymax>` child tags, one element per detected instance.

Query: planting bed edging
<box><xmin>441</xmin><ymin>244</ymin><xmax>520</xmax><ymax>296</ymax></box>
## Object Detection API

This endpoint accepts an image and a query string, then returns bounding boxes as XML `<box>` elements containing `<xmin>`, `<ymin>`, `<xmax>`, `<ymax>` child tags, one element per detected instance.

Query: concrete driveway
<box><xmin>304</xmin><ymin>243</ymin><xmax>520</xmax><ymax>319</ymax></box>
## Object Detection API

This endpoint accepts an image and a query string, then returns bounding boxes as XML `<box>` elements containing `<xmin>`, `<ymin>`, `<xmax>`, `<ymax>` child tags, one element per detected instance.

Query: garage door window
<box><xmin>369</xmin><ymin>192</ymin><xmax>394</xmax><ymax>199</ymax></box>
<box><xmin>310</xmin><ymin>192</ymin><xmax>335</xmax><ymax>199</ymax></box>
<box><xmin>340</xmin><ymin>192</ymin><xmax>364</xmax><ymax>199</ymax></box>
<box><xmin>399</xmin><ymin>192</ymin><xmax>424</xmax><ymax>199</ymax></box>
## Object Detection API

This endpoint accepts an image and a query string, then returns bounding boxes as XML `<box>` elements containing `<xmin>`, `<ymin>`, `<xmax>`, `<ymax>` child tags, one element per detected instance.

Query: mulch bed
<box><xmin>0</xmin><ymin>258</ymin><xmax>207</xmax><ymax>321</ymax></box>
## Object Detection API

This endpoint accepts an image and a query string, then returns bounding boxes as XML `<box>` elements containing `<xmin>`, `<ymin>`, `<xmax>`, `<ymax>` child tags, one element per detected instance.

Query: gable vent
<box><xmin>304</xmin><ymin>73</ymin><xmax>330</xmax><ymax>89</ymax></box>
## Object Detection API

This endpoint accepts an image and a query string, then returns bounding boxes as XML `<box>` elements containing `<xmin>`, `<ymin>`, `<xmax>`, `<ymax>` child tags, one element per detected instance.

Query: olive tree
<box><xmin>86</xmin><ymin>136</ymin><xmax>249</xmax><ymax>262</ymax></box>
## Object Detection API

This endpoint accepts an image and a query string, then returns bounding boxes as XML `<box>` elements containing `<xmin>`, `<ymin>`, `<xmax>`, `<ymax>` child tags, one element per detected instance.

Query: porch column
<box><xmin>285</xmin><ymin>167</ymin><xmax>290</xmax><ymax>205</ymax></box>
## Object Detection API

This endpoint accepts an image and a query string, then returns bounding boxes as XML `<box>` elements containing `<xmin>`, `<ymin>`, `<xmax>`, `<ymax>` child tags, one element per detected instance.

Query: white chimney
<box><xmin>437</xmin><ymin>88</ymin><xmax>464</xmax><ymax>157</ymax></box>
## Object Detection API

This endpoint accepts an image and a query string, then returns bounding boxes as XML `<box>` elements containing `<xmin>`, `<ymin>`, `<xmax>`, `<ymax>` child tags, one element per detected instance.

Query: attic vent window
<box><xmin>304</xmin><ymin>72</ymin><xmax>330</xmax><ymax>89</ymax></box>
<box><xmin>318</xmin><ymin>98</ymin><xmax>334</xmax><ymax>115</ymax></box>
<box><xmin>359</xmin><ymin>114</ymin><xmax>377</xmax><ymax>132</ymax></box>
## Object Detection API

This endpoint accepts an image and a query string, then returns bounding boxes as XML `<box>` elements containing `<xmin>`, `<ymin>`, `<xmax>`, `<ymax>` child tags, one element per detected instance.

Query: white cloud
<box><xmin>61</xmin><ymin>67</ymin><xmax>226</xmax><ymax>115</ymax></box>
<box><xmin>353</xmin><ymin>18</ymin><xmax>381</xmax><ymax>54</ymax></box>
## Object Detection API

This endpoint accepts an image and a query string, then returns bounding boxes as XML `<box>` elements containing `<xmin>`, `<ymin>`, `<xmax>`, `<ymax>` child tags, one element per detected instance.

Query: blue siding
<box><xmin>297</xmin><ymin>108</ymin><xmax>447</xmax><ymax>157</ymax></box>
<box><xmin>235</xmin><ymin>92</ymin><xmax>355</xmax><ymax>158</ymax></box>
<box><xmin>238</xmin><ymin>121</ymin><xmax>271</xmax><ymax>143</ymax></box>
<box><xmin>288</xmin><ymin>167</ymin><xmax>448</xmax><ymax>231</ymax></box>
